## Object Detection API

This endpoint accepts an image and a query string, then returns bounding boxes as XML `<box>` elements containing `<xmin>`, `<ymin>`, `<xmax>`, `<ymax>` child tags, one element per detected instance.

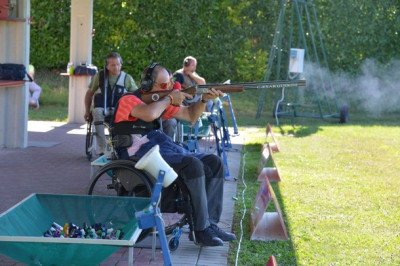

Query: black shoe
<box><xmin>210</xmin><ymin>224</ymin><xmax>236</xmax><ymax>241</ymax></box>
<box><xmin>189</xmin><ymin>226</ymin><xmax>223</xmax><ymax>246</ymax></box>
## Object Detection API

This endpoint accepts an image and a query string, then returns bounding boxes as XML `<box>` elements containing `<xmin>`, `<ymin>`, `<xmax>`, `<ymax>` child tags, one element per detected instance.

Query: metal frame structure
<box><xmin>208</xmin><ymin>98</ymin><xmax>239</xmax><ymax>181</ymax></box>
<box><xmin>135</xmin><ymin>170</ymin><xmax>172</xmax><ymax>266</ymax></box>
<box><xmin>256</xmin><ymin>0</ymin><xmax>348</xmax><ymax>124</ymax></box>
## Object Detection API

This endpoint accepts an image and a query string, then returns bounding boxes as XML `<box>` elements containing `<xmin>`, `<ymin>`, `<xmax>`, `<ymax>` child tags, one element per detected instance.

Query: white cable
<box><xmin>235</xmin><ymin>150</ymin><xmax>247</xmax><ymax>266</ymax></box>
<box><xmin>155</xmin><ymin>191</ymin><xmax>165</xmax><ymax>228</ymax></box>
<box><xmin>275</xmin><ymin>73</ymin><xmax>300</xmax><ymax>125</ymax></box>
<box><xmin>275</xmin><ymin>87</ymin><xmax>285</xmax><ymax>126</ymax></box>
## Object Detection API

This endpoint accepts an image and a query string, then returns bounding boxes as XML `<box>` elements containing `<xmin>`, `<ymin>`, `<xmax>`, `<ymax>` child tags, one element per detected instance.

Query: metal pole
<box><xmin>256</xmin><ymin>0</ymin><xmax>288</xmax><ymax>119</ymax></box>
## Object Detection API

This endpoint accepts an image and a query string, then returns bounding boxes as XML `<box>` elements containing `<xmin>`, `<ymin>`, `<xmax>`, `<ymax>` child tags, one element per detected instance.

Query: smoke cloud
<box><xmin>303</xmin><ymin>59</ymin><xmax>400</xmax><ymax>117</ymax></box>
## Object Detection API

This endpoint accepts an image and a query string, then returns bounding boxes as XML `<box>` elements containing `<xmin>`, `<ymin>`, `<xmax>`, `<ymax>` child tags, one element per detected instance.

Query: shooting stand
<box><xmin>135</xmin><ymin>170</ymin><xmax>172</xmax><ymax>266</ymax></box>
<box><xmin>208</xmin><ymin>96</ymin><xmax>239</xmax><ymax>181</ymax></box>
<box><xmin>178</xmin><ymin>94</ymin><xmax>239</xmax><ymax>181</ymax></box>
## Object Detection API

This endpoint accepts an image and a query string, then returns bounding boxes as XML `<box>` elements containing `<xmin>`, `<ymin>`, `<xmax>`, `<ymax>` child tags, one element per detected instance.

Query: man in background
<box><xmin>28</xmin><ymin>64</ymin><xmax>42</xmax><ymax>110</ymax></box>
<box><xmin>84</xmin><ymin>52</ymin><xmax>138</xmax><ymax>156</ymax></box>
<box><xmin>174</xmin><ymin>56</ymin><xmax>206</xmax><ymax>105</ymax></box>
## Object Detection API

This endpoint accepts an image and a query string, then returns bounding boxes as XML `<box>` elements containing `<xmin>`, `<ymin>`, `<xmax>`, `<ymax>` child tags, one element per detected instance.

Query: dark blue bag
<box><xmin>0</xmin><ymin>63</ymin><xmax>33</xmax><ymax>81</ymax></box>
<box><xmin>73</xmin><ymin>65</ymin><xmax>97</xmax><ymax>76</ymax></box>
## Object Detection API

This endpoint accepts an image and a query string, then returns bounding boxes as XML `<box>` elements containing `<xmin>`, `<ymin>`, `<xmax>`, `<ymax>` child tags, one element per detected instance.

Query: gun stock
<box><xmin>140</xmin><ymin>79</ymin><xmax>306</xmax><ymax>104</ymax></box>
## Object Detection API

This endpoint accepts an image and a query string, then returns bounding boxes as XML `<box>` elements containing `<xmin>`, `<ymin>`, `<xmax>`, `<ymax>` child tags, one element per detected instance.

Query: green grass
<box><xmin>28</xmin><ymin>68</ymin><xmax>69</xmax><ymax>121</ymax></box>
<box><xmin>29</xmin><ymin>105</ymin><xmax>68</xmax><ymax>121</ymax></box>
<box><xmin>229</xmin><ymin>116</ymin><xmax>400</xmax><ymax>265</ymax></box>
<box><xmin>29</xmin><ymin>69</ymin><xmax>400</xmax><ymax>265</ymax></box>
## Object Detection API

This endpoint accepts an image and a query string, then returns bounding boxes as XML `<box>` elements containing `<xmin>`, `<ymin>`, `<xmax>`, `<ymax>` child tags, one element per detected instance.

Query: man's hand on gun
<box><xmin>167</xmin><ymin>88</ymin><xmax>222</xmax><ymax>106</ymax></box>
<box><xmin>201</xmin><ymin>88</ymin><xmax>224</xmax><ymax>101</ymax></box>
<box><xmin>169</xmin><ymin>89</ymin><xmax>192</xmax><ymax>106</ymax></box>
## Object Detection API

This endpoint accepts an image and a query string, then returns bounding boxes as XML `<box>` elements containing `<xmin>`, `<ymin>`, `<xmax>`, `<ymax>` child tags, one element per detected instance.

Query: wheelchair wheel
<box><xmin>88</xmin><ymin>160</ymin><xmax>154</xmax><ymax>242</ymax></box>
<box><xmin>87</xmin><ymin>159</ymin><xmax>191</xmax><ymax>245</ymax></box>
<box><xmin>85</xmin><ymin>115</ymin><xmax>94</xmax><ymax>161</ymax></box>
<box><xmin>168</xmin><ymin>236</ymin><xmax>180</xmax><ymax>251</ymax></box>
<box><xmin>87</xmin><ymin>160</ymin><xmax>153</xmax><ymax>197</ymax></box>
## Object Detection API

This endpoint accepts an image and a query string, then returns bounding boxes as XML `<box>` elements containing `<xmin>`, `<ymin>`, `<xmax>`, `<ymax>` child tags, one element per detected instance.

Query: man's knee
<box><xmin>92</xmin><ymin>108</ymin><xmax>105</xmax><ymax>121</ymax></box>
<box><xmin>201</xmin><ymin>154</ymin><xmax>224</xmax><ymax>180</ymax></box>
<box><xmin>173</xmin><ymin>156</ymin><xmax>204</xmax><ymax>180</ymax></box>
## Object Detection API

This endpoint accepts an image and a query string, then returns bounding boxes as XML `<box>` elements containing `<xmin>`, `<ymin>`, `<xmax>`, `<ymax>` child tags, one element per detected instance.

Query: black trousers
<box><xmin>169</xmin><ymin>154</ymin><xmax>225</xmax><ymax>231</ymax></box>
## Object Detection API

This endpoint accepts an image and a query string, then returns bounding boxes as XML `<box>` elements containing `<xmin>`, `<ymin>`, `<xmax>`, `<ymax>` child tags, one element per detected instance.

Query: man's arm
<box><xmin>126</xmin><ymin>74</ymin><xmax>139</xmax><ymax>92</ymax></box>
<box><xmin>84</xmin><ymin>89</ymin><xmax>95</xmax><ymax>120</ymax></box>
<box><xmin>185</xmin><ymin>71</ymin><xmax>206</xmax><ymax>85</ymax></box>
<box><xmin>174</xmin><ymin>88</ymin><xmax>223</xmax><ymax>122</ymax></box>
<box><xmin>130</xmin><ymin>90</ymin><xmax>190</xmax><ymax>122</ymax></box>
<box><xmin>128</xmin><ymin>87</ymin><xmax>220</xmax><ymax>123</ymax></box>
<box><xmin>84</xmin><ymin>72</ymin><xmax>99</xmax><ymax>120</ymax></box>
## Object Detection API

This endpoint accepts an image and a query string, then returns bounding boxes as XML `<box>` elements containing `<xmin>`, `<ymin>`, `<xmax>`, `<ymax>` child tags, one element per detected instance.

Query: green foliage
<box><xmin>317</xmin><ymin>0</ymin><xmax>400</xmax><ymax>74</ymax></box>
<box><xmin>30</xmin><ymin>0</ymin><xmax>400</xmax><ymax>81</ymax></box>
<box><xmin>30</xmin><ymin>0</ymin><xmax>71</xmax><ymax>68</ymax></box>
<box><xmin>90</xmin><ymin>0</ymin><xmax>251</xmax><ymax>82</ymax></box>
<box><xmin>34</xmin><ymin>67</ymin><xmax>69</xmax><ymax>106</ymax></box>
<box><xmin>28</xmin><ymin>67</ymin><xmax>69</xmax><ymax>122</ymax></box>
<box><xmin>28</xmin><ymin>1</ymin><xmax>400</xmax><ymax>121</ymax></box>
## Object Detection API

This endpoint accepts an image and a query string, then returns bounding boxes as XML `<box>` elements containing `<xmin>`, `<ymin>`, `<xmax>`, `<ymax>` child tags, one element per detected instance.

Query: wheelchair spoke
<box><xmin>88</xmin><ymin>169</ymin><xmax>119</xmax><ymax>196</ymax></box>
<box><xmin>85</xmin><ymin>120</ymin><xmax>94</xmax><ymax>160</ymax></box>
<box><xmin>87</xmin><ymin>161</ymin><xmax>153</xmax><ymax>198</ymax></box>
<box><xmin>163</xmin><ymin>213</ymin><xmax>186</xmax><ymax>235</ymax></box>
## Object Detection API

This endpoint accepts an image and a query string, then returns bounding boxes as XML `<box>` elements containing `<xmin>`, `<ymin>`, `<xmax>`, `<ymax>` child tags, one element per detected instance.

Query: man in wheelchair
<box><xmin>111</xmin><ymin>62</ymin><xmax>236</xmax><ymax>246</ymax></box>
<box><xmin>84</xmin><ymin>52</ymin><xmax>138</xmax><ymax>156</ymax></box>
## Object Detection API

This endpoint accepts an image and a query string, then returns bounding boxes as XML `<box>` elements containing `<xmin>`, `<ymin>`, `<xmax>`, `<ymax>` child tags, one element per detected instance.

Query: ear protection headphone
<box><xmin>184</xmin><ymin>59</ymin><xmax>190</xmax><ymax>67</ymax></box>
<box><xmin>140</xmin><ymin>62</ymin><xmax>158</xmax><ymax>92</ymax></box>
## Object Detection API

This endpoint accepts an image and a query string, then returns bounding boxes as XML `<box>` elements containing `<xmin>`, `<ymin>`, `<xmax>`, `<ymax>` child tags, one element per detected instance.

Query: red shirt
<box><xmin>114</xmin><ymin>95</ymin><xmax>180</xmax><ymax>123</ymax></box>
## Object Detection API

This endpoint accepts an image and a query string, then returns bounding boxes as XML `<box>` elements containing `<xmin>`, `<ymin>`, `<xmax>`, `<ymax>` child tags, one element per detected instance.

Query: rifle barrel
<box><xmin>198</xmin><ymin>79</ymin><xmax>306</xmax><ymax>90</ymax></box>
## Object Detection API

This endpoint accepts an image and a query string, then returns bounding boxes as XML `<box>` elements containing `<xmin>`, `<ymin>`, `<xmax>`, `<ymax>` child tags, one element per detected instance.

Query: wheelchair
<box><xmin>85</xmin><ymin>110</ymin><xmax>112</xmax><ymax>161</ymax></box>
<box><xmin>85</xmin><ymin>112</ymin><xmax>95</xmax><ymax>161</ymax></box>
<box><xmin>86</xmin><ymin>123</ymin><xmax>196</xmax><ymax>251</ymax></box>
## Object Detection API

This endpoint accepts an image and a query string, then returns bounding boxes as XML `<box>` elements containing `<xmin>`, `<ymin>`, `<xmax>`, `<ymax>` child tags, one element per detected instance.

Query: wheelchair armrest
<box><xmin>112</xmin><ymin>134</ymin><xmax>133</xmax><ymax>149</ymax></box>
<box><xmin>129</xmin><ymin>155</ymin><xmax>141</xmax><ymax>162</ymax></box>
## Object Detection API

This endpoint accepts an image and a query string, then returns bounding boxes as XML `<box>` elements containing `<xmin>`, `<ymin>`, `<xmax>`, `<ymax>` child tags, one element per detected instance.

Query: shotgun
<box><xmin>140</xmin><ymin>79</ymin><xmax>306</xmax><ymax>104</ymax></box>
